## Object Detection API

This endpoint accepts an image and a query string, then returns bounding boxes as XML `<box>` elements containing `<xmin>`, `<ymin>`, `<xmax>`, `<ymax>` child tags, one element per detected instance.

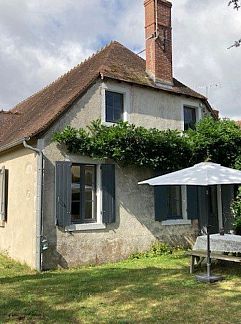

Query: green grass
<box><xmin>1</xmin><ymin>253</ymin><xmax>241</xmax><ymax>323</ymax></box>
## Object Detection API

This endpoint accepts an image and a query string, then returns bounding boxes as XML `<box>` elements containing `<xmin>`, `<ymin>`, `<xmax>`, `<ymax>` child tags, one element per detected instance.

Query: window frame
<box><xmin>101</xmin><ymin>82</ymin><xmax>130</xmax><ymax>126</ymax></box>
<box><xmin>65</xmin><ymin>161</ymin><xmax>106</xmax><ymax>231</ymax></box>
<box><xmin>105</xmin><ymin>90</ymin><xmax>124</xmax><ymax>124</ymax></box>
<box><xmin>183</xmin><ymin>105</ymin><xmax>201</xmax><ymax>131</ymax></box>
<box><xmin>183</xmin><ymin>106</ymin><xmax>197</xmax><ymax>131</ymax></box>
<box><xmin>71</xmin><ymin>163</ymin><xmax>97</xmax><ymax>225</ymax></box>
<box><xmin>161</xmin><ymin>185</ymin><xmax>191</xmax><ymax>226</ymax></box>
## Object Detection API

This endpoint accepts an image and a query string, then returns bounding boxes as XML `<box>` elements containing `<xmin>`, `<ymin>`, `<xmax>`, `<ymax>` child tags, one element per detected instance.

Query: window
<box><xmin>167</xmin><ymin>186</ymin><xmax>182</xmax><ymax>219</ymax></box>
<box><xmin>154</xmin><ymin>185</ymin><xmax>190</xmax><ymax>225</ymax></box>
<box><xmin>71</xmin><ymin>164</ymin><xmax>97</xmax><ymax>224</ymax></box>
<box><xmin>105</xmin><ymin>91</ymin><xmax>123</xmax><ymax>123</ymax></box>
<box><xmin>0</xmin><ymin>166</ymin><xmax>8</xmax><ymax>225</ymax></box>
<box><xmin>55</xmin><ymin>162</ymin><xmax>116</xmax><ymax>230</ymax></box>
<box><xmin>184</xmin><ymin>106</ymin><xmax>197</xmax><ymax>130</ymax></box>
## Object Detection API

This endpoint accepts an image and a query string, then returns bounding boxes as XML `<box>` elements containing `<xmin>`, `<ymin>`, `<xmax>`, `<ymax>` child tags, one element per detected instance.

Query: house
<box><xmin>0</xmin><ymin>0</ymin><xmax>235</xmax><ymax>270</ymax></box>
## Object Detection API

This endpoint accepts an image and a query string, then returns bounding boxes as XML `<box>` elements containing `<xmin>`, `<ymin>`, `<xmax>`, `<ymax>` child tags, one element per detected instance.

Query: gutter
<box><xmin>23</xmin><ymin>139</ymin><xmax>43</xmax><ymax>272</ymax></box>
<box><xmin>0</xmin><ymin>138</ymin><xmax>27</xmax><ymax>154</ymax></box>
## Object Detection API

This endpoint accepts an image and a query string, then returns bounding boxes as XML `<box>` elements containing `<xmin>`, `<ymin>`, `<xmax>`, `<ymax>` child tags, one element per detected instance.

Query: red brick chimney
<box><xmin>144</xmin><ymin>0</ymin><xmax>173</xmax><ymax>86</ymax></box>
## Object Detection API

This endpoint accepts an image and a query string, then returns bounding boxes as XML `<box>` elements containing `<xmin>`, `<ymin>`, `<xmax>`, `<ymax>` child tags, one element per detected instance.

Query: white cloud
<box><xmin>0</xmin><ymin>0</ymin><xmax>240</xmax><ymax>119</ymax></box>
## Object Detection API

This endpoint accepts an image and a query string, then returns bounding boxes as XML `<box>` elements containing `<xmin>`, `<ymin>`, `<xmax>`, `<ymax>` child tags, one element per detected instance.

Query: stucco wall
<box><xmin>102</xmin><ymin>79</ymin><xmax>209</xmax><ymax>131</ymax></box>
<box><xmin>41</xmin><ymin>79</ymin><xmax>202</xmax><ymax>269</ymax></box>
<box><xmin>0</xmin><ymin>148</ymin><xmax>37</xmax><ymax>268</ymax></box>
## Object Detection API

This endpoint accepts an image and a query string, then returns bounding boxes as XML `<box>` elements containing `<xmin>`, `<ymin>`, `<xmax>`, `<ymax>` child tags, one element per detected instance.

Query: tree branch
<box><xmin>229</xmin><ymin>0</ymin><xmax>241</xmax><ymax>10</ymax></box>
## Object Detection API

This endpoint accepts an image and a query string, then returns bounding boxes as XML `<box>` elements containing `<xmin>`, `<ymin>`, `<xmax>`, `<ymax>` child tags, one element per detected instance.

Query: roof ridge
<box><xmin>12</xmin><ymin>41</ymin><xmax>116</xmax><ymax>113</ymax></box>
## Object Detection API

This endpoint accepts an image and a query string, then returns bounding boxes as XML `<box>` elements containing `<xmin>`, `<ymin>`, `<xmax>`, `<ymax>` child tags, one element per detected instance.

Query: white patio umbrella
<box><xmin>139</xmin><ymin>162</ymin><xmax>241</xmax><ymax>283</ymax></box>
<box><xmin>139</xmin><ymin>162</ymin><xmax>241</xmax><ymax>186</ymax></box>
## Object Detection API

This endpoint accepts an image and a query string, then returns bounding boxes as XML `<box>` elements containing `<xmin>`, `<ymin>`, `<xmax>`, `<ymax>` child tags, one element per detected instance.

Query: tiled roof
<box><xmin>0</xmin><ymin>41</ymin><xmax>213</xmax><ymax>150</ymax></box>
<box><xmin>236</xmin><ymin>121</ymin><xmax>241</xmax><ymax>127</ymax></box>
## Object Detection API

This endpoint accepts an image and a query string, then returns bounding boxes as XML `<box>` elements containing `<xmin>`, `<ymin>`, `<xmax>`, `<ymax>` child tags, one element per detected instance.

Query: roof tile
<box><xmin>0</xmin><ymin>41</ymin><xmax>211</xmax><ymax>150</ymax></box>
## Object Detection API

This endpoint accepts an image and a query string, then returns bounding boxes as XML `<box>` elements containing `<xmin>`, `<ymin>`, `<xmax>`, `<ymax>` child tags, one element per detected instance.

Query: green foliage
<box><xmin>53</xmin><ymin>120</ymin><xmax>192</xmax><ymax>172</ymax></box>
<box><xmin>129</xmin><ymin>242</ymin><xmax>174</xmax><ymax>259</ymax></box>
<box><xmin>231</xmin><ymin>187</ymin><xmax>241</xmax><ymax>232</ymax></box>
<box><xmin>186</xmin><ymin>117</ymin><xmax>241</xmax><ymax>168</ymax></box>
<box><xmin>53</xmin><ymin>117</ymin><xmax>241</xmax><ymax>171</ymax></box>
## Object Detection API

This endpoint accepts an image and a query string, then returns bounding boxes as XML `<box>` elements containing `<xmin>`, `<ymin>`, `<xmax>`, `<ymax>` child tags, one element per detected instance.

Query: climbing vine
<box><xmin>53</xmin><ymin>117</ymin><xmax>241</xmax><ymax>171</ymax></box>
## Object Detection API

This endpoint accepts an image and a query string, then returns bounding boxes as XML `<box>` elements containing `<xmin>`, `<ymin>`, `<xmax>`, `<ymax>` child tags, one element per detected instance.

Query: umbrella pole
<box><xmin>196</xmin><ymin>186</ymin><xmax>223</xmax><ymax>283</ymax></box>
<box><xmin>206</xmin><ymin>224</ymin><xmax>211</xmax><ymax>277</ymax></box>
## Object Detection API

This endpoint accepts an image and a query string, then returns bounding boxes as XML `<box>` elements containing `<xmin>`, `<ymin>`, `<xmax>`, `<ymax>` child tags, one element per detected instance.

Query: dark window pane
<box><xmin>85</xmin><ymin>201</ymin><xmax>93</xmax><ymax>220</ymax></box>
<box><xmin>85</xmin><ymin>191</ymin><xmax>93</xmax><ymax>202</ymax></box>
<box><xmin>71</xmin><ymin>202</ymin><xmax>80</xmax><ymax>222</ymax></box>
<box><xmin>72</xmin><ymin>165</ymin><xmax>80</xmax><ymax>183</ymax></box>
<box><xmin>71</xmin><ymin>164</ymin><xmax>97</xmax><ymax>224</ymax></box>
<box><xmin>106</xmin><ymin>91</ymin><xmax>123</xmax><ymax>123</ymax></box>
<box><xmin>184</xmin><ymin>107</ymin><xmax>196</xmax><ymax>130</ymax></box>
<box><xmin>85</xmin><ymin>165</ymin><xmax>95</xmax><ymax>187</ymax></box>
<box><xmin>167</xmin><ymin>186</ymin><xmax>182</xmax><ymax>219</ymax></box>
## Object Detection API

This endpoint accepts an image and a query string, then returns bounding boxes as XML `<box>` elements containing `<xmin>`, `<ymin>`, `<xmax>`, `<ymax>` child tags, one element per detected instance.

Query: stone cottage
<box><xmin>0</xmin><ymin>0</ymin><xmax>234</xmax><ymax>270</ymax></box>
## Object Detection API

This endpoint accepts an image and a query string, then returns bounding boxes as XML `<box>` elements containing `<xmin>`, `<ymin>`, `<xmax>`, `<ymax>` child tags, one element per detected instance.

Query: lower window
<box><xmin>167</xmin><ymin>186</ymin><xmax>183</xmax><ymax>219</ymax></box>
<box><xmin>56</xmin><ymin>161</ymin><xmax>116</xmax><ymax>229</ymax></box>
<box><xmin>71</xmin><ymin>164</ymin><xmax>97</xmax><ymax>224</ymax></box>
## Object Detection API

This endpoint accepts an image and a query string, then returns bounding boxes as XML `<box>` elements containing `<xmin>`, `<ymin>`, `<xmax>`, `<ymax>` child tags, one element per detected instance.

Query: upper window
<box><xmin>71</xmin><ymin>164</ymin><xmax>97</xmax><ymax>224</ymax></box>
<box><xmin>184</xmin><ymin>106</ymin><xmax>197</xmax><ymax>130</ymax></box>
<box><xmin>105</xmin><ymin>91</ymin><xmax>124</xmax><ymax>123</ymax></box>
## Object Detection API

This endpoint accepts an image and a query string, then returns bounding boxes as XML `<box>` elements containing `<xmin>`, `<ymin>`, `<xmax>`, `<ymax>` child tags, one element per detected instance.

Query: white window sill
<box><xmin>65</xmin><ymin>223</ymin><xmax>106</xmax><ymax>232</ymax></box>
<box><xmin>102</xmin><ymin>121</ymin><xmax>119</xmax><ymax>127</ymax></box>
<box><xmin>161</xmin><ymin>219</ymin><xmax>192</xmax><ymax>226</ymax></box>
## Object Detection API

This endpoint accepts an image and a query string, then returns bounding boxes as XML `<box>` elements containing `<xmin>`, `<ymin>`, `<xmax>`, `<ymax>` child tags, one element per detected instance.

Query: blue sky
<box><xmin>0</xmin><ymin>0</ymin><xmax>241</xmax><ymax>119</ymax></box>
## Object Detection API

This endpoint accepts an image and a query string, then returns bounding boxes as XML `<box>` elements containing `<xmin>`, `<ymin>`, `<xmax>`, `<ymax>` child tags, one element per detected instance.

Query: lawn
<box><xmin>1</xmin><ymin>252</ymin><xmax>241</xmax><ymax>324</ymax></box>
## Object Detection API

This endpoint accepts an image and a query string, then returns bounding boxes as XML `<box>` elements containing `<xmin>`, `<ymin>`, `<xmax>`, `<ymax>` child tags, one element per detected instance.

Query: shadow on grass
<box><xmin>1</xmin><ymin>259</ymin><xmax>241</xmax><ymax>323</ymax></box>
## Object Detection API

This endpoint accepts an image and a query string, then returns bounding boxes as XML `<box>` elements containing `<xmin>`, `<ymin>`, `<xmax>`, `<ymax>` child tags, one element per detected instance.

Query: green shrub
<box><xmin>130</xmin><ymin>241</ymin><xmax>173</xmax><ymax>260</ymax></box>
<box><xmin>231</xmin><ymin>187</ymin><xmax>241</xmax><ymax>233</ymax></box>
<box><xmin>53</xmin><ymin>117</ymin><xmax>241</xmax><ymax>171</ymax></box>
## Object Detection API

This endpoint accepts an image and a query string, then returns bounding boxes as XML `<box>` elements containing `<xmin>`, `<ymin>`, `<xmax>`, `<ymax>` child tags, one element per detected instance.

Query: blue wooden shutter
<box><xmin>55</xmin><ymin>161</ymin><xmax>72</xmax><ymax>227</ymax></box>
<box><xmin>154</xmin><ymin>186</ymin><xmax>169</xmax><ymax>221</ymax></box>
<box><xmin>187</xmin><ymin>186</ymin><xmax>199</xmax><ymax>220</ymax></box>
<box><xmin>101</xmin><ymin>164</ymin><xmax>116</xmax><ymax>224</ymax></box>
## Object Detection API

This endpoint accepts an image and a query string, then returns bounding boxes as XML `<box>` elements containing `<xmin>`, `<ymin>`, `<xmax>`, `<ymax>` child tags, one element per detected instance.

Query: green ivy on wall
<box><xmin>53</xmin><ymin>117</ymin><xmax>241</xmax><ymax>171</ymax></box>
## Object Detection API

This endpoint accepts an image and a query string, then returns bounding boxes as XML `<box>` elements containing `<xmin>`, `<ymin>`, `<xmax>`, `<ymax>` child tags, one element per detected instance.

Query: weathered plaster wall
<box><xmin>41</xmin><ymin>79</ymin><xmax>200</xmax><ymax>269</ymax></box>
<box><xmin>103</xmin><ymin>79</ymin><xmax>209</xmax><ymax>131</ymax></box>
<box><xmin>0</xmin><ymin>148</ymin><xmax>37</xmax><ymax>268</ymax></box>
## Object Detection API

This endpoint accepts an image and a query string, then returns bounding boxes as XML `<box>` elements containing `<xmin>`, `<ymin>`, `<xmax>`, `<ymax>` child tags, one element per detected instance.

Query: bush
<box><xmin>53</xmin><ymin>117</ymin><xmax>241</xmax><ymax>171</ymax></box>
<box><xmin>130</xmin><ymin>242</ymin><xmax>173</xmax><ymax>259</ymax></box>
<box><xmin>231</xmin><ymin>187</ymin><xmax>241</xmax><ymax>234</ymax></box>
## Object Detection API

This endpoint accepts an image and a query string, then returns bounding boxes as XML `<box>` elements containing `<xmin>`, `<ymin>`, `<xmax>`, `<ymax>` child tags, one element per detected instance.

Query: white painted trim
<box><xmin>217</xmin><ymin>184</ymin><xmax>223</xmax><ymax>229</ymax></box>
<box><xmin>161</xmin><ymin>219</ymin><xmax>192</xmax><ymax>226</ymax></box>
<box><xmin>101</xmin><ymin>81</ymin><xmax>130</xmax><ymax>124</ymax></box>
<box><xmin>96</xmin><ymin>164</ymin><xmax>102</xmax><ymax>224</ymax></box>
<box><xmin>65</xmin><ymin>223</ymin><xmax>106</xmax><ymax>231</ymax></box>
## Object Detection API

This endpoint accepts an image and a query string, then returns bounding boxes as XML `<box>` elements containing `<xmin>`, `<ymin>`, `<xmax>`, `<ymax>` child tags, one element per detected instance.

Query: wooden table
<box><xmin>187</xmin><ymin>250</ymin><xmax>241</xmax><ymax>274</ymax></box>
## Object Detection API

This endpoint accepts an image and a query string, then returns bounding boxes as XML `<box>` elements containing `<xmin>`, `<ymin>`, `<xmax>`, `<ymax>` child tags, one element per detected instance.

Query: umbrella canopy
<box><xmin>139</xmin><ymin>162</ymin><xmax>241</xmax><ymax>186</ymax></box>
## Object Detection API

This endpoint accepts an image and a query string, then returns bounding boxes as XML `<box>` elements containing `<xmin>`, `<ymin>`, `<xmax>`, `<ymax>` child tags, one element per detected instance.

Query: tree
<box><xmin>228</xmin><ymin>0</ymin><xmax>241</xmax><ymax>48</ymax></box>
<box><xmin>229</xmin><ymin>0</ymin><xmax>240</xmax><ymax>10</ymax></box>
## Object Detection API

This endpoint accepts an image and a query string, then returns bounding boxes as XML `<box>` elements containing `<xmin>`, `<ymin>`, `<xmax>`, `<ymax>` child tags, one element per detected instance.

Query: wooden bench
<box><xmin>186</xmin><ymin>250</ymin><xmax>241</xmax><ymax>274</ymax></box>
